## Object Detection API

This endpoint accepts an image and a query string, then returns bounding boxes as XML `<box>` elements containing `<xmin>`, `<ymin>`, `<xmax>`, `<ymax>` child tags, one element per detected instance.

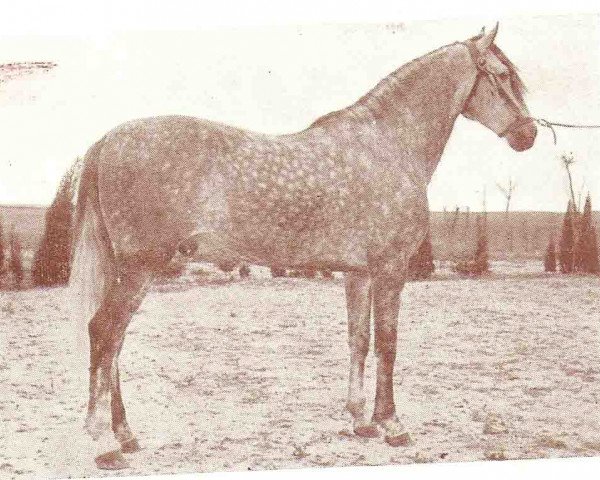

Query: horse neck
<box><xmin>320</xmin><ymin>43</ymin><xmax>478</xmax><ymax>182</ymax></box>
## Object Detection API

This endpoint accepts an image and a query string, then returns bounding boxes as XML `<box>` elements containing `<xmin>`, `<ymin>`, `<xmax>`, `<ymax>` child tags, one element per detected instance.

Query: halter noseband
<box><xmin>462</xmin><ymin>40</ymin><xmax>533</xmax><ymax>138</ymax></box>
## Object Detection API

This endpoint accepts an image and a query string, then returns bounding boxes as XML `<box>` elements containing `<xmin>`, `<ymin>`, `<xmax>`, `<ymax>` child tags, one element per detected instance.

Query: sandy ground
<box><xmin>1</xmin><ymin>267</ymin><xmax>600</xmax><ymax>478</ymax></box>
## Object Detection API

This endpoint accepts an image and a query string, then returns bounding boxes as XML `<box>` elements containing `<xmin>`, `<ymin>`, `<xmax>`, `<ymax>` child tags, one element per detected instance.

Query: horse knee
<box><xmin>349</xmin><ymin>331</ymin><xmax>370</xmax><ymax>358</ymax></box>
<box><xmin>374</xmin><ymin>324</ymin><xmax>397</xmax><ymax>354</ymax></box>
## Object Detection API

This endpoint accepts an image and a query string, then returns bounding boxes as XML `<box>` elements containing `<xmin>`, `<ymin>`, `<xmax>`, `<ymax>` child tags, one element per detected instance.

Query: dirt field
<box><xmin>1</xmin><ymin>268</ymin><xmax>600</xmax><ymax>478</ymax></box>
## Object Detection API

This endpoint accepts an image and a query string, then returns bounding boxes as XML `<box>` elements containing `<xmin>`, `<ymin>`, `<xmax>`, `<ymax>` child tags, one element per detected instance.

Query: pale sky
<box><xmin>1</xmin><ymin>12</ymin><xmax>599</xmax><ymax>211</ymax></box>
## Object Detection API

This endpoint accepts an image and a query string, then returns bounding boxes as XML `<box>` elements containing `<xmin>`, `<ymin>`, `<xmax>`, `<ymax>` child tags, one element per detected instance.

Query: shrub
<box><xmin>452</xmin><ymin>216</ymin><xmax>489</xmax><ymax>277</ymax></box>
<box><xmin>558</xmin><ymin>200</ymin><xmax>575</xmax><ymax>273</ymax></box>
<box><xmin>32</xmin><ymin>163</ymin><xmax>77</xmax><ymax>286</ymax></box>
<box><xmin>408</xmin><ymin>231</ymin><xmax>435</xmax><ymax>280</ymax></box>
<box><xmin>474</xmin><ymin>217</ymin><xmax>490</xmax><ymax>274</ymax></box>
<box><xmin>270</xmin><ymin>267</ymin><xmax>286</xmax><ymax>277</ymax></box>
<box><xmin>544</xmin><ymin>237</ymin><xmax>557</xmax><ymax>272</ymax></box>
<box><xmin>9</xmin><ymin>229</ymin><xmax>24</xmax><ymax>288</ymax></box>
<box><xmin>574</xmin><ymin>195</ymin><xmax>599</xmax><ymax>273</ymax></box>
<box><xmin>289</xmin><ymin>268</ymin><xmax>317</xmax><ymax>278</ymax></box>
<box><xmin>217</xmin><ymin>261</ymin><xmax>236</xmax><ymax>273</ymax></box>
<box><xmin>320</xmin><ymin>269</ymin><xmax>334</xmax><ymax>280</ymax></box>
<box><xmin>239</xmin><ymin>263</ymin><xmax>251</xmax><ymax>278</ymax></box>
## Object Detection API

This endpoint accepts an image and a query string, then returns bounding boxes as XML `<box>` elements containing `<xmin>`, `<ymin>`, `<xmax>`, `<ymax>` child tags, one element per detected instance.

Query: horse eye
<box><xmin>498</xmin><ymin>71</ymin><xmax>510</xmax><ymax>81</ymax></box>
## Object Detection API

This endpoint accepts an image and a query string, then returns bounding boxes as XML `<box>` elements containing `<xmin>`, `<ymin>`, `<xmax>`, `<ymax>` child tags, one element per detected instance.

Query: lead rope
<box><xmin>534</xmin><ymin>118</ymin><xmax>600</xmax><ymax>144</ymax></box>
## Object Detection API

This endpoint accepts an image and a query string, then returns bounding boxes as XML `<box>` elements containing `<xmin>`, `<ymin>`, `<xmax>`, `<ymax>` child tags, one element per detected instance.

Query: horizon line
<box><xmin>1</xmin><ymin>203</ymin><xmax>598</xmax><ymax>214</ymax></box>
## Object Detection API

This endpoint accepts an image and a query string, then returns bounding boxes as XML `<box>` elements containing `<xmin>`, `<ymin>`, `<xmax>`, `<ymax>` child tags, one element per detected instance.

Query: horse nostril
<box><xmin>507</xmin><ymin>125</ymin><xmax>537</xmax><ymax>151</ymax></box>
<box><xmin>530</xmin><ymin>126</ymin><xmax>538</xmax><ymax>144</ymax></box>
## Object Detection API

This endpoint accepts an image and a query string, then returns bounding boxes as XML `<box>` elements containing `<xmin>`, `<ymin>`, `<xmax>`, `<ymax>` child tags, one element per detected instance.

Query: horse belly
<box><xmin>214</xmin><ymin>178</ymin><xmax>368</xmax><ymax>269</ymax></box>
<box><xmin>191</xmin><ymin>207</ymin><xmax>369</xmax><ymax>270</ymax></box>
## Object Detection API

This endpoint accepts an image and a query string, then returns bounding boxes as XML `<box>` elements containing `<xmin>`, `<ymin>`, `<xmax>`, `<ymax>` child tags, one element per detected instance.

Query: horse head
<box><xmin>461</xmin><ymin>23</ymin><xmax>537</xmax><ymax>151</ymax></box>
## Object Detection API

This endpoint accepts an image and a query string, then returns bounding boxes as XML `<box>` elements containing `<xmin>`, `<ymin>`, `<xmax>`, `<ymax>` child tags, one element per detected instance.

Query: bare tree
<box><xmin>478</xmin><ymin>186</ymin><xmax>488</xmax><ymax>223</ymax></box>
<box><xmin>496</xmin><ymin>177</ymin><xmax>517</xmax><ymax>214</ymax></box>
<box><xmin>561</xmin><ymin>152</ymin><xmax>577</xmax><ymax>212</ymax></box>
<box><xmin>496</xmin><ymin>177</ymin><xmax>517</xmax><ymax>253</ymax></box>
<box><xmin>448</xmin><ymin>206</ymin><xmax>460</xmax><ymax>260</ymax></box>
<box><xmin>450</xmin><ymin>206</ymin><xmax>460</xmax><ymax>234</ymax></box>
<box><xmin>561</xmin><ymin>153</ymin><xmax>583</xmax><ymax>263</ymax></box>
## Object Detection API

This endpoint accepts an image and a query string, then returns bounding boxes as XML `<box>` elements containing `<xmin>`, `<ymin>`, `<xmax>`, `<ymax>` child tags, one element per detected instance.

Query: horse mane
<box><xmin>309</xmin><ymin>43</ymin><xmax>453</xmax><ymax>129</ymax></box>
<box><xmin>309</xmin><ymin>38</ymin><xmax>528</xmax><ymax>129</ymax></box>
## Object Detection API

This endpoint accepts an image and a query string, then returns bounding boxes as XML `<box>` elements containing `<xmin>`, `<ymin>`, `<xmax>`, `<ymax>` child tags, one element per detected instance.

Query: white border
<box><xmin>2</xmin><ymin>1</ymin><xmax>599</xmax><ymax>479</ymax></box>
<box><xmin>0</xmin><ymin>0</ymin><xmax>598</xmax><ymax>35</ymax></box>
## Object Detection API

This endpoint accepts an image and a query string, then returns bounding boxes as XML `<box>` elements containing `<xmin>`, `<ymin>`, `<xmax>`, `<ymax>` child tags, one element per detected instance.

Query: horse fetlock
<box><xmin>113</xmin><ymin>424</ymin><xmax>139</xmax><ymax>449</ymax></box>
<box><xmin>347</xmin><ymin>398</ymin><xmax>380</xmax><ymax>438</ymax></box>
<box><xmin>346</xmin><ymin>397</ymin><xmax>366</xmax><ymax>418</ymax></box>
<box><xmin>384</xmin><ymin>431</ymin><xmax>413</xmax><ymax>447</ymax></box>
<box><xmin>90</xmin><ymin>430</ymin><xmax>125</xmax><ymax>467</ymax></box>
<box><xmin>373</xmin><ymin>415</ymin><xmax>413</xmax><ymax>447</ymax></box>
<box><xmin>353</xmin><ymin>419</ymin><xmax>380</xmax><ymax>438</ymax></box>
<box><xmin>85</xmin><ymin>416</ymin><xmax>111</xmax><ymax>441</ymax></box>
<box><xmin>95</xmin><ymin>449</ymin><xmax>129</xmax><ymax>470</ymax></box>
<box><xmin>371</xmin><ymin>402</ymin><xmax>397</xmax><ymax>425</ymax></box>
<box><xmin>120</xmin><ymin>437</ymin><xmax>142</xmax><ymax>453</ymax></box>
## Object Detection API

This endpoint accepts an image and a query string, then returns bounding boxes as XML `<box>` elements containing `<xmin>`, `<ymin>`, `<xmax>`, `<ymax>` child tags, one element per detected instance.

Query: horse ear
<box><xmin>476</xmin><ymin>22</ymin><xmax>499</xmax><ymax>51</ymax></box>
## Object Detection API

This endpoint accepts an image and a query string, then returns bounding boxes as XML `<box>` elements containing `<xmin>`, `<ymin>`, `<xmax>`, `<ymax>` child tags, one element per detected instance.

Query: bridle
<box><xmin>462</xmin><ymin>40</ymin><xmax>533</xmax><ymax>138</ymax></box>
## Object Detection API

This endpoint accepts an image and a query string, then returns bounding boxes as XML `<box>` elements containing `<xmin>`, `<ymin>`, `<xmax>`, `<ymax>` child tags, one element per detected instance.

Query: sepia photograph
<box><xmin>1</xmin><ymin>2</ymin><xmax>599</xmax><ymax>479</ymax></box>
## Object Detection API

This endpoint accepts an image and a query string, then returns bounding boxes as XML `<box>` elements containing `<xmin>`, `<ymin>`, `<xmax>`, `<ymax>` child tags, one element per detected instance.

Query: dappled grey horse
<box><xmin>70</xmin><ymin>24</ymin><xmax>537</xmax><ymax>469</ymax></box>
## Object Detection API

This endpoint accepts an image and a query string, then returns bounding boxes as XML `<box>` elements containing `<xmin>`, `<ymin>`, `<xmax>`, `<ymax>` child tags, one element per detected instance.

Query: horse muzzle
<box><xmin>501</xmin><ymin>117</ymin><xmax>537</xmax><ymax>152</ymax></box>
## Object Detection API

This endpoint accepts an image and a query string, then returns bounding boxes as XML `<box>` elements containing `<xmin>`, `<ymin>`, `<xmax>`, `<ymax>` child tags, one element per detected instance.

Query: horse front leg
<box><xmin>344</xmin><ymin>272</ymin><xmax>379</xmax><ymax>437</ymax></box>
<box><xmin>371</xmin><ymin>273</ymin><xmax>412</xmax><ymax>447</ymax></box>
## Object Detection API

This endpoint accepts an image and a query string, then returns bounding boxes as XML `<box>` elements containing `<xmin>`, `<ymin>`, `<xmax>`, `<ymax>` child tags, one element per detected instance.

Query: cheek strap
<box><xmin>461</xmin><ymin>40</ymin><xmax>532</xmax><ymax>137</ymax></box>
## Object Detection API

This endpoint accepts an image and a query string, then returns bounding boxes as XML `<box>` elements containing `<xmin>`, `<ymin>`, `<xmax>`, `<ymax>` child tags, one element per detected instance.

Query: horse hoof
<box><xmin>354</xmin><ymin>423</ymin><xmax>380</xmax><ymax>438</ymax></box>
<box><xmin>95</xmin><ymin>450</ymin><xmax>129</xmax><ymax>470</ymax></box>
<box><xmin>121</xmin><ymin>437</ymin><xmax>142</xmax><ymax>453</ymax></box>
<box><xmin>385</xmin><ymin>432</ymin><xmax>413</xmax><ymax>447</ymax></box>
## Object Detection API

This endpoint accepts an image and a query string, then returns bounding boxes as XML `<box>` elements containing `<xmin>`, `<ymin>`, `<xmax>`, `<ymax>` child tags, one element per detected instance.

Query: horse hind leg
<box><xmin>344</xmin><ymin>272</ymin><xmax>379</xmax><ymax>438</ymax></box>
<box><xmin>85</xmin><ymin>267</ymin><xmax>152</xmax><ymax>469</ymax></box>
<box><xmin>111</xmin><ymin>361</ymin><xmax>140</xmax><ymax>453</ymax></box>
<box><xmin>111</xmin><ymin>272</ymin><xmax>152</xmax><ymax>453</ymax></box>
<box><xmin>371</xmin><ymin>273</ymin><xmax>412</xmax><ymax>447</ymax></box>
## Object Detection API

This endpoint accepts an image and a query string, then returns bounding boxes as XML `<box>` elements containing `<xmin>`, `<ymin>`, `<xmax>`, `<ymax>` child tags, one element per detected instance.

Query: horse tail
<box><xmin>69</xmin><ymin>138</ymin><xmax>116</xmax><ymax>369</ymax></box>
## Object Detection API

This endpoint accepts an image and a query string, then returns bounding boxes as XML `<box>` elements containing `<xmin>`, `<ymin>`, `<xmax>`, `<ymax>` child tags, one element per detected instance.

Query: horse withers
<box><xmin>70</xmin><ymin>24</ymin><xmax>536</xmax><ymax>469</ymax></box>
